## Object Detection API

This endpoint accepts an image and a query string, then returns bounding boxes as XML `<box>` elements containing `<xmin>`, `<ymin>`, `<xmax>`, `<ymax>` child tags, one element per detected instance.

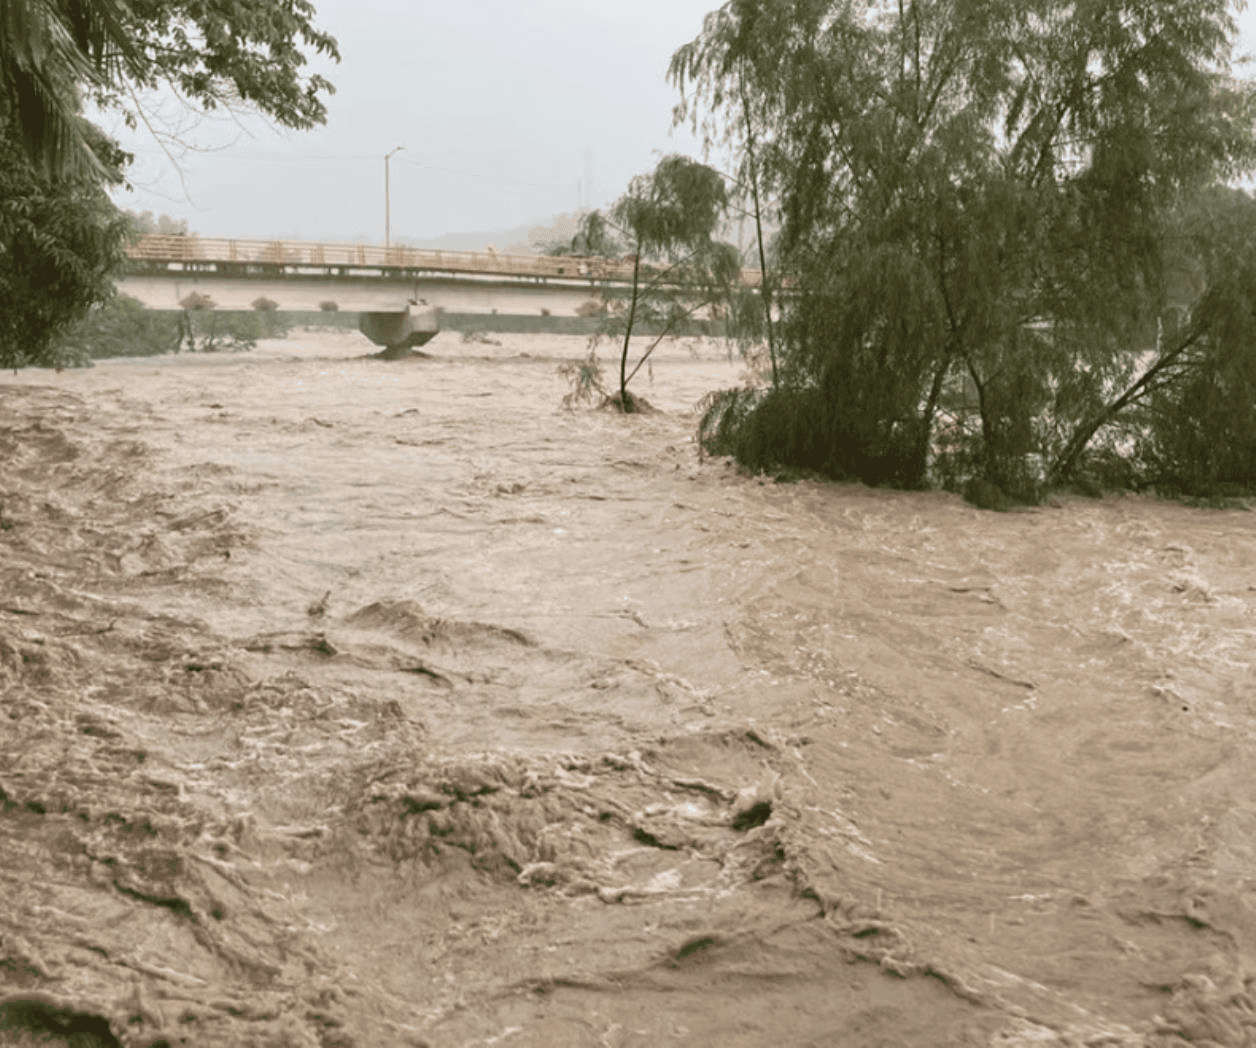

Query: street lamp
<box><xmin>385</xmin><ymin>145</ymin><xmax>405</xmax><ymax>253</ymax></box>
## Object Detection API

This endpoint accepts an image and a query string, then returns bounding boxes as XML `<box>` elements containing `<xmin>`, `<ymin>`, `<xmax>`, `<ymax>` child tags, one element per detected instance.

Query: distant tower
<box><xmin>583</xmin><ymin>147</ymin><xmax>594</xmax><ymax>209</ymax></box>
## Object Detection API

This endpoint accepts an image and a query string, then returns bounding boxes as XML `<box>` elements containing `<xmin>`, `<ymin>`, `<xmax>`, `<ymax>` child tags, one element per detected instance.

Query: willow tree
<box><xmin>675</xmin><ymin>0</ymin><xmax>1256</xmax><ymax>496</ymax></box>
<box><xmin>1065</xmin><ymin>185</ymin><xmax>1256</xmax><ymax>495</ymax></box>
<box><xmin>671</xmin><ymin>33</ymin><xmax>782</xmax><ymax>387</ymax></box>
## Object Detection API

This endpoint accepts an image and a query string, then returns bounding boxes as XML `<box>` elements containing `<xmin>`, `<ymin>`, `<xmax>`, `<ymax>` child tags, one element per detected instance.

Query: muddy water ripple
<box><xmin>2</xmin><ymin>331</ymin><xmax>1256</xmax><ymax>1048</ymax></box>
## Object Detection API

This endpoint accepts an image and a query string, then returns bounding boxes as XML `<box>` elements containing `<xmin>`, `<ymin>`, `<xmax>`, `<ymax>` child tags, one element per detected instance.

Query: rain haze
<box><xmin>104</xmin><ymin>0</ymin><xmax>723</xmax><ymax>248</ymax></box>
<box><xmin>104</xmin><ymin>1</ymin><xmax>1256</xmax><ymax>249</ymax></box>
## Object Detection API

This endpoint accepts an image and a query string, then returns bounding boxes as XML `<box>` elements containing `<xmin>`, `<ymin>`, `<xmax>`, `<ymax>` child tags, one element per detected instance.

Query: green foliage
<box><xmin>580</xmin><ymin>154</ymin><xmax>748</xmax><ymax>413</ymax></box>
<box><xmin>1046</xmin><ymin>184</ymin><xmax>1256</xmax><ymax>490</ymax></box>
<box><xmin>710</xmin><ymin>384</ymin><xmax>931</xmax><ymax>488</ymax></box>
<box><xmin>188</xmin><ymin>310</ymin><xmax>290</xmax><ymax>351</ymax></box>
<box><xmin>0</xmin><ymin>0</ymin><xmax>337</xmax><ymax>369</ymax></box>
<box><xmin>697</xmin><ymin>386</ymin><xmax>764</xmax><ymax>459</ymax></box>
<box><xmin>672</xmin><ymin>0</ymin><xmax>1256</xmax><ymax>497</ymax></box>
<box><xmin>671</xmin><ymin>28</ymin><xmax>782</xmax><ymax>385</ymax></box>
<box><xmin>0</xmin><ymin>113</ymin><xmax>132</xmax><ymax>369</ymax></box>
<box><xmin>1135</xmin><ymin>327</ymin><xmax>1256</xmax><ymax>498</ymax></box>
<box><xmin>45</xmin><ymin>297</ymin><xmax>294</xmax><ymax>362</ymax></box>
<box><xmin>117</xmin><ymin>0</ymin><xmax>339</xmax><ymax>127</ymax></box>
<box><xmin>962</xmin><ymin>478</ymin><xmax>1017</xmax><ymax>512</ymax></box>
<box><xmin>49</xmin><ymin>293</ymin><xmax>181</xmax><ymax>363</ymax></box>
<box><xmin>547</xmin><ymin>211</ymin><xmax>620</xmax><ymax>258</ymax></box>
<box><xmin>612</xmin><ymin>155</ymin><xmax>727</xmax><ymax>258</ymax></box>
<box><xmin>0</xmin><ymin>0</ymin><xmax>144</xmax><ymax>179</ymax></box>
<box><xmin>2</xmin><ymin>0</ymin><xmax>339</xmax><ymax>179</ymax></box>
<box><xmin>1143</xmin><ymin>190</ymin><xmax>1256</xmax><ymax>497</ymax></box>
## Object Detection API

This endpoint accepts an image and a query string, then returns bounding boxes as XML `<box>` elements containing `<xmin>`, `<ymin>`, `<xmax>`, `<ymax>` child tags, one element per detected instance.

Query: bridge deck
<box><xmin>126</xmin><ymin>235</ymin><xmax>763</xmax><ymax>287</ymax></box>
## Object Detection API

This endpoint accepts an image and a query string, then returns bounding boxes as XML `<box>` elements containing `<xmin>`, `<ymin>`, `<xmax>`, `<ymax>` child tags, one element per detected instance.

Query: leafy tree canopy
<box><xmin>678</xmin><ymin>0</ymin><xmax>1256</xmax><ymax>497</ymax></box>
<box><xmin>0</xmin><ymin>110</ymin><xmax>132</xmax><ymax>369</ymax></box>
<box><xmin>546</xmin><ymin>209</ymin><xmax>620</xmax><ymax>258</ymax></box>
<box><xmin>0</xmin><ymin>0</ymin><xmax>338</xmax><ymax>369</ymax></box>
<box><xmin>2</xmin><ymin>0</ymin><xmax>339</xmax><ymax>179</ymax></box>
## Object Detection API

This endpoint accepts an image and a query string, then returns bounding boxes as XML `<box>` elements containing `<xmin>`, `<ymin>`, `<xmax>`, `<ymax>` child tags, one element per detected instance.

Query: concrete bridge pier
<box><xmin>358</xmin><ymin>305</ymin><xmax>440</xmax><ymax>358</ymax></box>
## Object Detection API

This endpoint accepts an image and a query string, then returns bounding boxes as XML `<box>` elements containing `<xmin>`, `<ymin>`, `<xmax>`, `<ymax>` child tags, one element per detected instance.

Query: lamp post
<box><xmin>385</xmin><ymin>145</ymin><xmax>405</xmax><ymax>254</ymax></box>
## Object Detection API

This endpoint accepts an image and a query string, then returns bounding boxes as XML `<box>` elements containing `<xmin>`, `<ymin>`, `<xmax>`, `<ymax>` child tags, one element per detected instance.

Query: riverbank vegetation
<box><xmin>44</xmin><ymin>295</ymin><xmax>298</xmax><ymax>366</ymax></box>
<box><xmin>674</xmin><ymin>0</ymin><xmax>1256</xmax><ymax>503</ymax></box>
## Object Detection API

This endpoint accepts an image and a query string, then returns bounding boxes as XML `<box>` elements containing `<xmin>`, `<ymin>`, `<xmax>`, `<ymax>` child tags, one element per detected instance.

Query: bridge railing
<box><xmin>125</xmin><ymin>235</ymin><xmax>763</xmax><ymax>287</ymax></box>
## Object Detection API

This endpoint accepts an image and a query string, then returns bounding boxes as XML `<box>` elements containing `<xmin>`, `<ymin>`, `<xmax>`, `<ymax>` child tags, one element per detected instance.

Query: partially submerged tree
<box><xmin>1064</xmin><ymin>185</ymin><xmax>1256</xmax><ymax>495</ymax></box>
<box><xmin>581</xmin><ymin>154</ymin><xmax>742</xmax><ymax>413</ymax></box>
<box><xmin>676</xmin><ymin>0</ymin><xmax>1256</xmax><ymax>498</ymax></box>
<box><xmin>49</xmin><ymin>294</ymin><xmax>182</xmax><ymax>364</ymax></box>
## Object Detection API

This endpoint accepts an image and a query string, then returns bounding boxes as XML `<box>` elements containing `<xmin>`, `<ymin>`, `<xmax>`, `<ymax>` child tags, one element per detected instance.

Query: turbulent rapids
<box><xmin>2</xmin><ymin>330</ymin><xmax>1256</xmax><ymax>1048</ymax></box>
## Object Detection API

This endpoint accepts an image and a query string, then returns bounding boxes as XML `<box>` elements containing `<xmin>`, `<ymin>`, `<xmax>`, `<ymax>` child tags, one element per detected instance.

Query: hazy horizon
<box><xmin>105</xmin><ymin>1</ymin><xmax>1256</xmax><ymax>250</ymax></box>
<box><xmin>103</xmin><ymin>0</ymin><xmax>722</xmax><ymax>247</ymax></box>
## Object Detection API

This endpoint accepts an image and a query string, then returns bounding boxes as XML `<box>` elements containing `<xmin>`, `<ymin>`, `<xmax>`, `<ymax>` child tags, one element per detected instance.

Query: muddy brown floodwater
<box><xmin>2</xmin><ymin>330</ymin><xmax>1256</xmax><ymax>1048</ymax></box>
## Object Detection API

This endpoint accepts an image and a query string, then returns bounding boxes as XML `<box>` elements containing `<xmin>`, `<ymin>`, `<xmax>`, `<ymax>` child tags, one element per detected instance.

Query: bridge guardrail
<box><xmin>124</xmin><ymin>235</ymin><xmax>763</xmax><ymax>288</ymax></box>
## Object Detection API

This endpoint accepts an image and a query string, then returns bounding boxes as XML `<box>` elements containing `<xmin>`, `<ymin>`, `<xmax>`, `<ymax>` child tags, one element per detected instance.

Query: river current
<box><xmin>2</xmin><ymin>330</ymin><xmax>1255</xmax><ymax>1047</ymax></box>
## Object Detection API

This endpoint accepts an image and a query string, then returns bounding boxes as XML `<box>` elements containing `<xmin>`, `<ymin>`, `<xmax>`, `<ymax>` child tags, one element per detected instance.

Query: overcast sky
<box><xmin>104</xmin><ymin>0</ymin><xmax>1256</xmax><ymax>248</ymax></box>
<box><xmin>104</xmin><ymin>0</ymin><xmax>718</xmax><ymax>245</ymax></box>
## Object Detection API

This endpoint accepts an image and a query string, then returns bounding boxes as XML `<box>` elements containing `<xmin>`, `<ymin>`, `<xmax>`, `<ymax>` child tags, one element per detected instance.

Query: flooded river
<box><xmin>2</xmin><ymin>330</ymin><xmax>1255</xmax><ymax>1047</ymax></box>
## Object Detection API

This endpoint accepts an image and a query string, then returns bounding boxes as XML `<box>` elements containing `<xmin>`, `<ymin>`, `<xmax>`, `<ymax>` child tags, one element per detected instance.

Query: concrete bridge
<box><xmin>118</xmin><ymin>235</ymin><xmax>762</xmax><ymax>348</ymax></box>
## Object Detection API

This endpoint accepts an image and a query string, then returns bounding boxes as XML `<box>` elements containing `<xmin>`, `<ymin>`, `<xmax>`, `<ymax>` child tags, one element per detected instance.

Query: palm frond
<box><xmin>0</xmin><ymin>0</ymin><xmax>137</xmax><ymax>179</ymax></box>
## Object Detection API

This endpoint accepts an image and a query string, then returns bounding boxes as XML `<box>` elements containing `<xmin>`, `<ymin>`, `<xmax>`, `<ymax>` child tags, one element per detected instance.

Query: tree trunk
<box><xmin>1047</xmin><ymin>321</ymin><xmax>1206</xmax><ymax>483</ymax></box>
<box><xmin>619</xmin><ymin>248</ymin><xmax>643</xmax><ymax>412</ymax></box>
<box><xmin>965</xmin><ymin>356</ymin><xmax>993</xmax><ymax>476</ymax></box>
<box><xmin>741</xmin><ymin>74</ymin><xmax>777</xmax><ymax>388</ymax></box>
<box><xmin>916</xmin><ymin>349</ymin><xmax>953</xmax><ymax>471</ymax></box>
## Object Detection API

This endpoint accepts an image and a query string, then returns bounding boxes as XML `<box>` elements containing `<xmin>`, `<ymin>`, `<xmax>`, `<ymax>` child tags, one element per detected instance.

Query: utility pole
<box><xmin>385</xmin><ymin>145</ymin><xmax>405</xmax><ymax>253</ymax></box>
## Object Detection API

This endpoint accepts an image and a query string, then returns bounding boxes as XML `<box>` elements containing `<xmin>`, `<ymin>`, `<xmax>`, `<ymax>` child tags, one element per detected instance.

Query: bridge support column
<box><xmin>359</xmin><ymin>306</ymin><xmax>440</xmax><ymax>358</ymax></box>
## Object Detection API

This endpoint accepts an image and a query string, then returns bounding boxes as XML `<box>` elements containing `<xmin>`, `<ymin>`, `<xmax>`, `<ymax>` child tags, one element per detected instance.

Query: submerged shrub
<box><xmin>700</xmin><ymin>382</ymin><xmax>929</xmax><ymax>488</ymax></box>
<box><xmin>49</xmin><ymin>294</ymin><xmax>181</xmax><ymax>363</ymax></box>
<box><xmin>962</xmin><ymin>477</ymin><xmax>1016</xmax><ymax>511</ymax></box>
<box><xmin>187</xmin><ymin>310</ymin><xmax>291</xmax><ymax>351</ymax></box>
<box><xmin>557</xmin><ymin>346</ymin><xmax>607</xmax><ymax>408</ymax></box>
